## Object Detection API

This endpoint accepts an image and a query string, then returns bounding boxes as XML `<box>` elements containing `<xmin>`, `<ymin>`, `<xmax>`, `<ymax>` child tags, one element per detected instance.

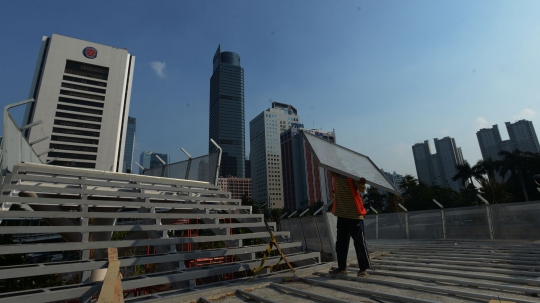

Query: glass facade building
<box><xmin>122</xmin><ymin>117</ymin><xmax>136</xmax><ymax>173</ymax></box>
<box><xmin>139</xmin><ymin>151</ymin><xmax>169</xmax><ymax>174</ymax></box>
<box><xmin>209</xmin><ymin>45</ymin><xmax>245</xmax><ymax>178</ymax></box>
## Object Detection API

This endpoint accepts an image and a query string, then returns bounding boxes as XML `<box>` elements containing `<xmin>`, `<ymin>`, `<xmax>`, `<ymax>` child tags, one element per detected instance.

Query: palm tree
<box><xmin>498</xmin><ymin>149</ymin><xmax>530</xmax><ymax>202</ymax></box>
<box><xmin>452</xmin><ymin>161</ymin><xmax>475</xmax><ymax>187</ymax></box>
<box><xmin>473</xmin><ymin>158</ymin><xmax>499</xmax><ymax>181</ymax></box>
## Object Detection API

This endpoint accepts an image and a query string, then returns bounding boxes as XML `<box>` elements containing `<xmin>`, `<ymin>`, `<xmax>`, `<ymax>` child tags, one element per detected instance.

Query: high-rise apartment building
<box><xmin>139</xmin><ymin>151</ymin><xmax>169</xmax><ymax>173</ymax></box>
<box><xmin>380</xmin><ymin>169</ymin><xmax>405</xmax><ymax>193</ymax></box>
<box><xmin>412</xmin><ymin>137</ymin><xmax>465</xmax><ymax>191</ymax></box>
<box><xmin>281</xmin><ymin>127</ymin><xmax>335</xmax><ymax>211</ymax></box>
<box><xmin>476</xmin><ymin>120</ymin><xmax>539</xmax><ymax>162</ymax></box>
<box><xmin>249</xmin><ymin>102</ymin><xmax>300</xmax><ymax>208</ymax></box>
<box><xmin>209</xmin><ymin>45</ymin><xmax>245</xmax><ymax>178</ymax></box>
<box><xmin>506</xmin><ymin>120</ymin><xmax>540</xmax><ymax>153</ymax></box>
<box><xmin>122</xmin><ymin>117</ymin><xmax>136</xmax><ymax>173</ymax></box>
<box><xmin>23</xmin><ymin>34</ymin><xmax>135</xmax><ymax>171</ymax></box>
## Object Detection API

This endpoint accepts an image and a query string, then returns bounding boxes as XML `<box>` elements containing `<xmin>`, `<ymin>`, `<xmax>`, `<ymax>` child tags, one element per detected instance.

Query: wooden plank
<box><xmin>97</xmin><ymin>248</ymin><xmax>123</xmax><ymax>303</ymax></box>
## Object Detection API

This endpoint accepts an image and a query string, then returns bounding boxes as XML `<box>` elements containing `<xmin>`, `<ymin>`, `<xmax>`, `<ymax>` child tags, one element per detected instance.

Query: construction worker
<box><xmin>328</xmin><ymin>173</ymin><xmax>371</xmax><ymax>277</ymax></box>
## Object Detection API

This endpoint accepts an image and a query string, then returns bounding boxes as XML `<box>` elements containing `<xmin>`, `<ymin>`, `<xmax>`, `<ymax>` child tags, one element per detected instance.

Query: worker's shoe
<box><xmin>328</xmin><ymin>268</ymin><xmax>348</xmax><ymax>275</ymax></box>
<box><xmin>357</xmin><ymin>270</ymin><xmax>369</xmax><ymax>277</ymax></box>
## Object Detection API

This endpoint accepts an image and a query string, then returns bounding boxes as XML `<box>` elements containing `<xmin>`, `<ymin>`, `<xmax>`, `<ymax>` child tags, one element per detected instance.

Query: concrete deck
<box><xmin>143</xmin><ymin>240</ymin><xmax>540</xmax><ymax>303</ymax></box>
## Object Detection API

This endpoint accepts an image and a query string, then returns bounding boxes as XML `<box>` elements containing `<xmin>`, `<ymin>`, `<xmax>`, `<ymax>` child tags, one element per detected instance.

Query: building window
<box><xmin>48</xmin><ymin>160</ymin><xmax>96</xmax><ymax>168</ymax></box>
<box><xmin>57</xmin><ymin>104</ymin><xmax>103</xmax><ymax>115</ymax></box>
<box><xmin>65</xmin><ymin>60</ymin><xmax>109</xmax><ymax>80</ymax></box>
<box><xmin>49</xmin><ymin>143</ymin><xmax>98</xmax><ymax>153</ymax></box>
<box><xmin>58</xmin><ymin>97</ymin><xmax>104</xmax><ymax>108</ymax></box>
<box><xmin>63</xmin><ymin>75</ymin><xmax>107</xmax><ymax>87</ymax></box>
<box><xmin>48</xmin><ymin>152</ymin><xmax>97</xmax><ymax>160</ymax></box>
<box><xmin>61</xmin><ymin>82</ymin><xmax>106</xmax><ymax>94</ymax></box>
<box><xmin>60</xmin><ymin>90</ymin><xmax>105</xmax><ymax>101</ymax></box>
<box><xmin>51</xmin><ymin>135</ymin><xmax>99</xmax><ymax>145</ymax></box>
<box><xmin>52</xmin><ymin>127</ymin><xmax>100</xmax><ymax>137</ymax></box>
<box><xmin>55</xmin><ymin>112</ymin><xmax>102</xmax><ymax>122</ymax></box>
<box><xmin>54</xmin><ymin>119</ymin><xmax>101</xmax><ymax>130</ymax></box>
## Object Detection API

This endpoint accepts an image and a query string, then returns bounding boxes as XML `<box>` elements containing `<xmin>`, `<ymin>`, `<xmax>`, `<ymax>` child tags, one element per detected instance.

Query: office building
<box><xmin>249</xmin><ymin>102</ymin><xmax>300</xmax><ymax>208</ymax></box>
<box><xmin>244</xmin><ymin>159</ymin><xmax>251</xmax><ymax>178</ymax></box>
<box><xmin>218</xmin><ymin>177</ymin><xmax>251</xmax><ymax>200</ymax></box>
<box><xmin>23</xmin><ymin>34</ymin><xmax>135</xmax><ymax>171</ymax></box>
<box><xmin>412</xmin><ymin>137</ymin><xmax>465</xmax><ymax>191</ymax></box>
<box><xmin>477</xmin><ymin>120</ymin><xmax>539</xmax><ymax>161</ymax></box>
<box><xmin>139</xmin><ymin>151</ymin><xmax>169</xmax><ymax>173</ymax></box>
<box><xmin>281</xmin><ymin>127</ymin><xmax>335</xmax><ymax>211</ymax></box>
<box><xmin>122</xmin><ymin>117</ymin><xmax>136</xmax><ymax>173</ymax></box>
<box><xmin>209</xmin><ymin>45</ymin><xmax>245</xmax><ymax>178</ymax></box>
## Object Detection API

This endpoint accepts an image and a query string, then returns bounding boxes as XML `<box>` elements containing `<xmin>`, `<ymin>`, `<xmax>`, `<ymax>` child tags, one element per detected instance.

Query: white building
<box><xmin>412</xmin><ymin>137</ymin><xmax>465</xmax><ymax>192</ymax></box>
<box><xmin>380</xmin><ymin>169</ymin><xmax>404</xmax><ymax>193</ymax></box>
<box><xmin>249</xmin><ymin>102</ymin><xmax>300</xmax><ymax>208</ymax></box>
<box><xmin>23</xmin><ymin>34</ymin><xmax>135</xmax><ymax>172</ymax></box>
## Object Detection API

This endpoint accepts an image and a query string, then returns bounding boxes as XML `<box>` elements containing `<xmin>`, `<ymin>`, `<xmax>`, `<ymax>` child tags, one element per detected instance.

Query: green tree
<box><xmin>498</xmin><ymin>149</ymin><xmax>531</xmax><ymax>202</ymax></box>
<box><xmin>364</xmin><ymin>186</ymin><xmax>387</xmax><ymax>212</ymax></box>
<box><xmin>452</xmin><ymin>161</ymin><xmax>475</xmax><ymax>187</ymax></box>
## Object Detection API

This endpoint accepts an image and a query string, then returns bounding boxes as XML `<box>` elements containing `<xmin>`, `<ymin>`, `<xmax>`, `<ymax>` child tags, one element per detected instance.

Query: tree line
<box><xmin>365</xmin><ymin>149</ymin><xmax>540</xmax><ymax>213</ymax></box>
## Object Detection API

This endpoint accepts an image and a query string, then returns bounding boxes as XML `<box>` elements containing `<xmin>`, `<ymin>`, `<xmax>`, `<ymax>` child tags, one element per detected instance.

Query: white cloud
<box><xmin>151</xmin><ymin>61</ymin><xmax>166</xmax><ymax>78</ymax></box>
<box><xmin>475</xmin><ymin>117</ymin><xmax>488</xmax><ymax>129</ymax></box>
<box><xmin>439</xmin><ymin>128</ymin><xmax>449</xmax><ymax>135</ymax></box>
<box><xmin>513</xmin><ymin>108</ymin><xmax>536</xmax><ymax>120</ymax></box>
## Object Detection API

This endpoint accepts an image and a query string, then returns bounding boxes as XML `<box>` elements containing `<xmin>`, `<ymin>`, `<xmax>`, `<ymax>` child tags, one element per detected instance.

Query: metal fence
<box><xmin>0</xmin><ymin>163</ymin><xmax>320</xmax><ymax>303</ymax></box>
<box><xmin>143</xmin><ymin>152</ymin><xmax>220</xmax><ymax>185</ymax></box>
<box><xmin>280</xmin><ymin>214</ymin><xmax>335</xmax><ymax>257</ymax></box>
<box><xmin>364</xmin><ymin>201</ymin><xmax>540</xmax><ymax>240</ymax></box>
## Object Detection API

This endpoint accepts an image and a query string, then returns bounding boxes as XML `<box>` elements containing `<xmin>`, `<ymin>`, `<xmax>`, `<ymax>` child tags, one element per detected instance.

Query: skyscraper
<box><xmin>122</xmin><ymin>117</ymin><xmax>136</xmax><ymax>173</ymax></box>
<box><xmin>477</xmin><ymin>124</ymin><xmax>505</xmax><ymax>161</ymax></box>
<box><xmin>209</xmin><ymin>45</ymin><xmax>245</xmax><ymax>178</ymax></box>
<box><xmin>250</xmin><ymin>102</ymin><xmax>300</xmax><ymax>208</ymax></box>
<box><xmin>412</xmin><ymin>137</ymin><xmax>466</xmax><ymax>191</ymax></box>
<box><xmin>139</xmin><ymin>151</ymin><xmax>169</xmax><ymax>173</ymax></box>
<box><xmin>281</xmin><ymin>127</ymin><xmax>335</xmax><ymax>211</ymax></box>
<box><xmin>506</xmin><ymin>120</ymin><xmax>540</xmax><ymax>153</ymax></box>
<box><xmin>23</xmin><ymin>34</ymin><xmax>135</xmax><ymax>172</ymax></box>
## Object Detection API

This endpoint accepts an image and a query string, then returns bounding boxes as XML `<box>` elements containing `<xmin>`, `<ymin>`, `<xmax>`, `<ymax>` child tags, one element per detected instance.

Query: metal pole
<box><xmin>477</xmin><ymin>194</ymin><xmax>494</xmax><ymax>239</ymax></box>
<box><xmin>181</xmin><ymin>148</ymin><xmax>192</xmax><ymax>180</ymax></box>
<box><xmin>398</xmin><ymin>203</ymin><xmax>409</xmax><ymax>239</ymax></box>
<box><xmin>134</xmin><ymin>162</ymin><xmax>145</xmax><ymax>174</ymax></box>
<box><xmin>155</xmin><ymin>155</ymin><xmax>167</xmax><ymax>177</ymax></box>
<box><xmin>287</xmin><ymin>210</ymin><xmax>298</xmax><ymax>218</ymax></box>
<box><xmin>369</xmin><ymin>206</ymin><xmax>379</xmax><ymax>240</ymax></box>
<box><xmin>279</xmin><ymin>212</ymin><xmax>288</xmax><ymax>219</ymax></box>
<box><xmin>433</xmin><ymin>199</ymin><xmax>446</xmax><ymax>240</ymax></box>
<box><xmin>210</xmin><ymin>139</ymin><xmax>222</xmax><ymax>186</ymax></box>
<box><xmin>298</xmin><ymin>208</ymin><xmax>310</xmax><ymax>217</ymax></box>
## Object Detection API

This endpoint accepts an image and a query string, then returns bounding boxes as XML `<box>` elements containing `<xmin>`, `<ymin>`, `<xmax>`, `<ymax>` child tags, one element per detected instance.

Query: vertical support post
<box><xmin>369</xmin><ymin>207</ymin><xmax>379</xmax><ymax>240</ymax></box>
<box><xmin>477</xmin><ymin>194</ymin><xmax>494</xmax><ymax>240</ymax></box>
<box><xmin>433</xmin><ymin>199</ymin><xmax>446</xmax><ymax>240</ymax></box>
<box><xmin>398</xmin><ymin>203</ymin><xmax>409</xmax><ymax>239</ymax></box>
<box><xmin>210</xmin><ymin>139</ymin><xmax>222</xmax><ymax>186</ymax></box>
<box><xmin>181</xmin><ymin>148</ymin><xmax>192</xmax><ymax>180</ymax></box>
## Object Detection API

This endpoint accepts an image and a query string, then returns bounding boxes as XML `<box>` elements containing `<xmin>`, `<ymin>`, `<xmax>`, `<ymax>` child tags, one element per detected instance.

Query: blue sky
<box><xmin>2</xmin><ymin>1</ymin><xmax>540</xmax><ymax>177</ymax></box>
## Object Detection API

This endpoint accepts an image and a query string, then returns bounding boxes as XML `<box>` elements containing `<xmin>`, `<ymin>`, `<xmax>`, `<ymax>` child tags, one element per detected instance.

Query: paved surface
<box><xmin>148</xmin><ymin>240</ymin><xmax>540</xmax><ymax>303</ymax></box>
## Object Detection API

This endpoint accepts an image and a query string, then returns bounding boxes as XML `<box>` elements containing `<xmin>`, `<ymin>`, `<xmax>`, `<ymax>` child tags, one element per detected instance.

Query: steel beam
<box><xmin>365</xmin><ymin>269</ymin><xmax>540</xmax><ymax>296</ymax></box>
<box><xmin>269</xmin><ymin>282</ymin><xmax>352</xmax><ymax>303</ymax></box>
<box><xmin>315</xmin><ymin>272</ymin><xmax>538</xmax><ymax>303</ymax></box>
<box><xmin>371</xmin><ymin>259</ymin><xmax>540</xmax><ymax>277</ymax></box>
<box><xmin>237</xmin><ymin>289</ymin><xmax>278</xmax><ymax>303</ymax></box>
<box><xmin>302</xmin><ymin>278</ymin><xmax>437</xmax><ymax>303</ymax></box>
<box><xmin>0</xmin><ymin>211</ymin><xmax>263</xmax><ymax>220</ymax></box>
<box><xmin>0</xmin><ymin>231</ymin><xmax>291</xmax><ymax>255</ymax></box>
<box><xmin>371</xmin><ymin>264</ymin><xmax>540</xmax><ymax>286</ymax></box>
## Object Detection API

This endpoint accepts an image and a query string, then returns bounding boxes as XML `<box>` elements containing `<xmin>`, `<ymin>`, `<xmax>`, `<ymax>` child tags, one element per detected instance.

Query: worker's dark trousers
<box><xmin>335</xmin><ymin>217</ymin><xmax>371</xmax><ymax>271</ymax></box>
